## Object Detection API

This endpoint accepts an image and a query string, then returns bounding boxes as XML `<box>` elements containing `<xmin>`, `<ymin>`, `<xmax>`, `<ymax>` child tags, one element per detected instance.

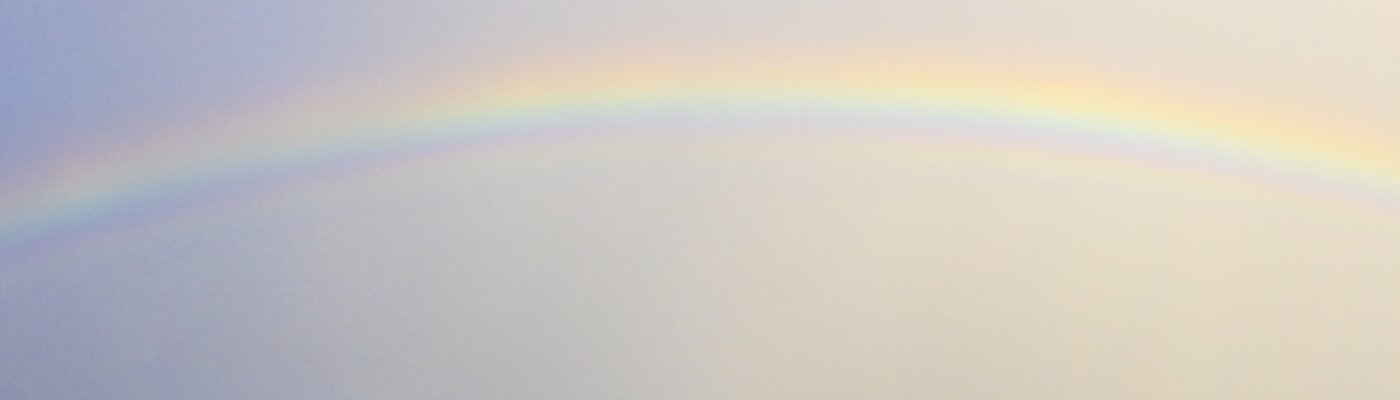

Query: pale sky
<box><xmin>3</xmin><ymin>1</ymin><xmax>1399</xmax><ymax>398</ymax></box>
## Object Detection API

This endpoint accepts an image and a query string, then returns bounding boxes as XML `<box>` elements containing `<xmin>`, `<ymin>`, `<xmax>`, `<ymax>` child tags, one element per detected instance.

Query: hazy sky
<box><xmin>3</xmin><ymin>1</ymin><xmax>1400</xmax><ymax>398</ymax></box>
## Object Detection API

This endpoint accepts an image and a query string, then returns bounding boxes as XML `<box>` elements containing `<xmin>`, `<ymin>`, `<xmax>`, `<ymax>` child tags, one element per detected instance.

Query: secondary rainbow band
<box><xmin>2</xmin><ymin>71</ymin><xmax>1398</xmax><ymax>258</ymax></box>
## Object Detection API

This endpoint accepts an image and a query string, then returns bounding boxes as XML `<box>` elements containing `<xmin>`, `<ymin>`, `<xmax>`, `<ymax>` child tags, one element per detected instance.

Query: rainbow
<box><xmin>3</xmin><ymin>61</ymin><xmax>1398</xmax><ymax>259</ymax></box>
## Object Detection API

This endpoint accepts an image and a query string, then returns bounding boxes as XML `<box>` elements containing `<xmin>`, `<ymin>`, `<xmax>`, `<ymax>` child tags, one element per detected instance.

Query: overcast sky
<box><xmin>3</xmin><ymin>1</ymin><xmax>1400</xmax><ymax>398</ymax></box>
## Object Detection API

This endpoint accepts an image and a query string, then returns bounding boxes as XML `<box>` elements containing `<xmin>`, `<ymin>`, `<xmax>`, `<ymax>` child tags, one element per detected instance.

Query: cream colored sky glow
<box><xmin>2</xmin><ymin>1</ymin><xmax>1399</xmax><ymax>398</ymax></box>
